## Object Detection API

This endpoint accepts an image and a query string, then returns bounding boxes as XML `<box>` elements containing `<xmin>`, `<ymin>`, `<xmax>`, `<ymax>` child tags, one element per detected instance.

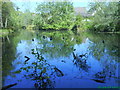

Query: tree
<box><xmin>34</xmin><ymin>2</ymin><xmax>75</xmax><ymax>30</ymax></box>
<box><xmin>1</xmin><ymin>0</ymin><xmax>15</xmax><ymax>29</ymax></box>
<box><xmin>1</xmin><ymin>0</ymin><xmax>27</xmax><ymax>29</ymax></box>
<box><xmin>0</xmin><ymin>0</ymin><xmax>3</xmax><ymax>28</ymax></box>
<box><xmin>88</xmin><ymin>2</ymin><xmax>120</xmax><ymax>32</ymax></box>
<box><xmin>72</xmin><ymin>14</ymin><xmax>84</xmax><ymax>31</ymax></box>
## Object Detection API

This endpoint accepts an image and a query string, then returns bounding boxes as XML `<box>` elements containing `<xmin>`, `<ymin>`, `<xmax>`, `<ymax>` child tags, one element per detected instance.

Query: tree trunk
<box><xmin>6</xmin><ymin>36</ymin><xmax>10</xmax><ymax>43</ymax></box>
<box><xmin>5</xmin><ymin>18</ymin><xmax>8</xmax><ymax>28</ymax></box>
<box><xmin>0</xmin><ymin>2</ymin><xmax>3</xmax><ymax>28</ymax></box>
<box><xmin>0</xmin><ymin>18</ymin><xmax>3</xmax><ymax>28</ymax></box>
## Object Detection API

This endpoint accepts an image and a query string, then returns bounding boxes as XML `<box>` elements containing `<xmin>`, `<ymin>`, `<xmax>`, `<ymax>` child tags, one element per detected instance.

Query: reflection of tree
<box><xmin>2</xmin><ymin>36</ymin><xmax>16</xmax><ymax>79</ymax></box>
<box><xmin>88</xmin><ymin>32</ymin><xmax>120</xmax><ymax>62</ymax></box>
<box><xmin>2</xmin><ymin>30</ymin><xmax>36</xmax><ymax>76</ymax></box>
<box><xmin>93</xmin><ymin>61</ymin><xmax>119</xmax><ymax>83</ymax></box>
<box><xmin>85</xmin><ymin>32</ymin><xmax>120</xmax><ymax>82</ymax></box>
<box><xmin>2</xmin><ymin>30</ymin><xmax>39</xmax><ymax>87</ymax></box>
<box><xmin>71</xmin><ymin>32</ymin><xmax>119</xmax><ymax>83</ymax></box>
<box><xmin>35</xmin><ymin>31</ymin><xmax>82</xmax><ymax>58</ymax></box>
<box><xmin>14</xmin><ymin>48</ymin><xmax>64</xmax><ymax>88</ymax></box>
<box><xmin>89</xmin><ymin>41</ymin><xmax>105</xmax><ymax>60</ymax></box>
<box><xmin>72</xmin><ymin>52</ymin><xmax>90</xmax><ymax>72</ymax></box>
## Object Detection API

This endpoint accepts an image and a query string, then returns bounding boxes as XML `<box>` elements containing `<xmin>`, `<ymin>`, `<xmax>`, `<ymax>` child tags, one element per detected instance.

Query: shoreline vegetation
<box><xmin>0</xmin><ymin>29</ymin><xmax>13</xmax><ymax>37</ymax></box>
<box><xmin>0</xmin><ymin>1</ymin><xmax>120</xmax><ymax>37</ymax></box>
<box><xmin>98</xmin><ymin>31</ymin><xmax>120</xmax><ymax>34</ymax></box>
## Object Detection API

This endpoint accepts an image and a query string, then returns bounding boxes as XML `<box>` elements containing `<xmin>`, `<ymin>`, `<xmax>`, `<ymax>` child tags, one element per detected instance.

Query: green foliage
<box><xmin>0</xmin><ymin>29</ymin><xmax>13</xmax><ymax>37</ymax></box>
<box><xmin>22</xmin><ymin>10</ymin><xmax>34</xmax><ymax>27</ymax></box>
<box><xmin>1</xmin><ymin>0</ymin><xmax>15</xmax><ymax>29</ymax></box>
<box><xmin>1</xmin><ymin>0</ymin><xmax>34</xmax><ymax>30</ymax></box>
<box><xmin>75</xmin><ymin>15</ymin><xmax>83</xmax><ymax>26</ymax></box>
<box><xmin>34</xmin><ymin>2</ymin><xmax>75</xmax><ymax>30</ymax></box>
<box><xmin>9</xmin><ymin>9</ymin><xmax>34</xmax><ymax>29</ymax></box>
<box><xmin>1</xmin><ymin>0</ymin><xmax>22</xmax><ymax>29</ymax></box>
<box><xmin>72</xmin><ymin>14</ymin><xmax>83</xmax><ymax>30</ymax></box>
<box><xmin>88</xmin><ymin>2</ymin><xmax>120</xmax><ymax>32</ymax></box>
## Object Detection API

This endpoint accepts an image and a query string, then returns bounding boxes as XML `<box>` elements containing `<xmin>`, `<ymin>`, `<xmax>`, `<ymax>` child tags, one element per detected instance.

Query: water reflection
<box><xmin>2</xmin><ymin>30</ymin><xmax>120</xmax><ymax>88</ymax></box>
<box><xmin>35</xmin><ymin>31</ymin><xmax>77</xmax><ymax>58</ymax></box>
<box><xmin>73</xmin><ymin>52</ymin><xmax>90</xmax><ymax>72</ymax></box>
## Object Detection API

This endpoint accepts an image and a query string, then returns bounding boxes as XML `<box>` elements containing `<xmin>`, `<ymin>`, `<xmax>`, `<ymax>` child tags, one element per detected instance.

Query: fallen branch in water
<box><xmin>91</xmin><ymin>79</ymin><xmax>105</xmax><ymax>83</ymax></box>
<box><xmin>2</xmin><ymin>83</ymin><xmax>17</xmax><ymax>90</ymax></box>
<box><xmin>24</xmin><ymin>56</ymin><xmax>30</xmax><ymax>62</ymax></box>
<box><xmin>54</xmin><ymin>67</ymin><xmax>64</xmax><ymax>77</ymax></box>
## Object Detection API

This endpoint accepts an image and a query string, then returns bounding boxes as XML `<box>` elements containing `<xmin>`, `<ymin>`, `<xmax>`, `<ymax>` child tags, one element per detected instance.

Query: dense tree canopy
<box><xmin>1</xmin><ymin>0</ymin><xmax>15</xmax><ymax>28</ymax></box>
<box><xmin>0</xmin><ymin>0</ymin><xmax>34</xmax><ymax>30</ymax></box>
<box><xmin>88</xmin><ymin>2</ymin><xmax>120</xmax><ymax>32</ymax></box>
<box><xmin>0</xmin><ymin>1</ymin><xmax>119</xmax><ymax>32</ymax></box>
<box><xmin>34</xmin><ymin>2</ymin><xmax>75</xmax><ymax>30</ymax></box>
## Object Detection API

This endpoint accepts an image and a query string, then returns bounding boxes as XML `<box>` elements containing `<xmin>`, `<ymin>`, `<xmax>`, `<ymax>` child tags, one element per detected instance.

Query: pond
<box><xmin>2</xmin><ymin>30</ymin><xmax>120</xmax><ymax>88</ymax></box>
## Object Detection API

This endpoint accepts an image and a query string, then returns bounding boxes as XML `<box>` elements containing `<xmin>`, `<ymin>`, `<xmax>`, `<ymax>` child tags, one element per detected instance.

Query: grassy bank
<box><xmin>0</xmin><ymin>29</ymin><xmax>13</xmax><ymax>37</ymax></box>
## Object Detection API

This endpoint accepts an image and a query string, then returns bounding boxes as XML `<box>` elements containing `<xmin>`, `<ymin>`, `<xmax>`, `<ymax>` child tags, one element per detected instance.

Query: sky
<box><xmin>11</xmin><ymin>0</ymin><xmax>90</xmax><ymax>12</ymax></box>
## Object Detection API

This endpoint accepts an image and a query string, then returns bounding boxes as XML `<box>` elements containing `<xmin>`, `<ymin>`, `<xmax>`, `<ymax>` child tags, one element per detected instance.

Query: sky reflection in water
<box><xmin>2</xmin><ymin>30</ymin><xmax>120</xmax><ymax>88</ymax></box>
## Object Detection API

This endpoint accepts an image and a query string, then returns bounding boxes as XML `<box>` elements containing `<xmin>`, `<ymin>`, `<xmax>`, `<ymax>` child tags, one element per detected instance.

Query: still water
<box><xmin>2</xmin><ymin>30</ymin><xmax>120</xmax><ymax>88</ymax></box>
